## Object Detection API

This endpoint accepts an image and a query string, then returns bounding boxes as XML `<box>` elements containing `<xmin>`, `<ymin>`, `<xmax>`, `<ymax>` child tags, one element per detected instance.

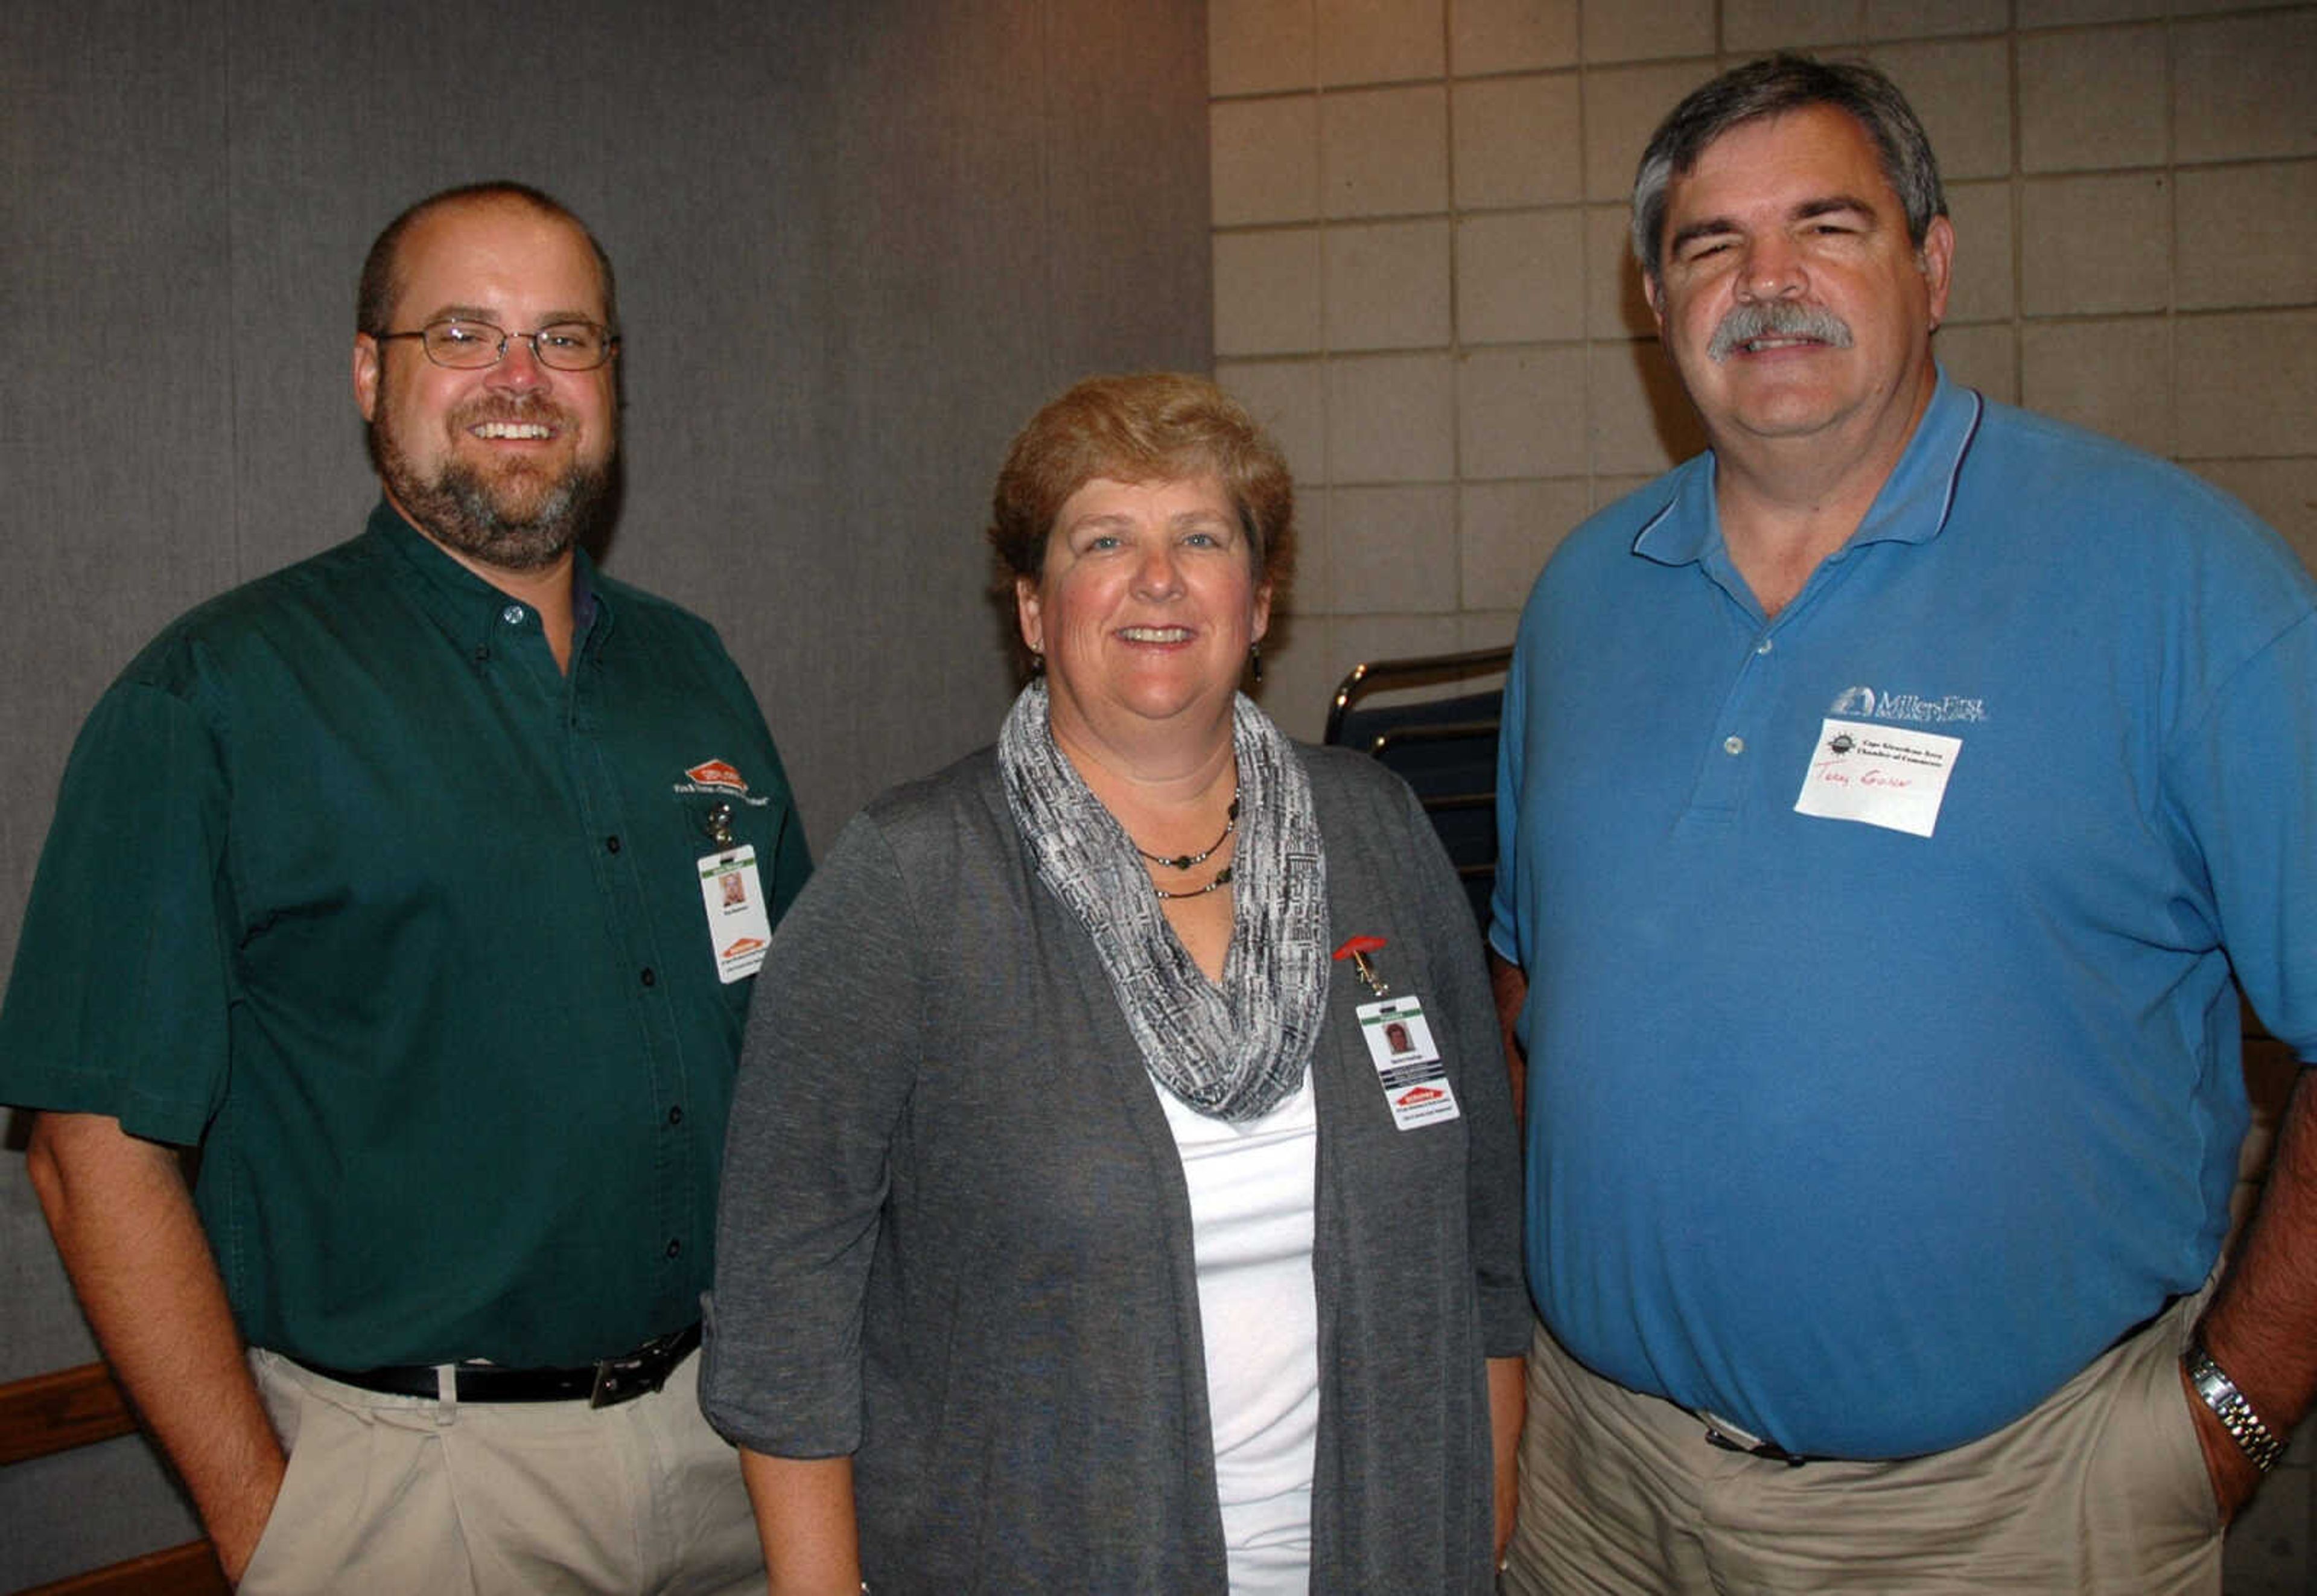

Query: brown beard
<box><xmin>368</xmin><ymin>393</ymin><xmax>615</xmax><ymax>571</ymax></box>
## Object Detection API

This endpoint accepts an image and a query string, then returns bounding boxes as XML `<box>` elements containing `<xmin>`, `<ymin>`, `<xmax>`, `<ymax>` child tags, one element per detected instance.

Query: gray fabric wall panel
<box><xmin>2</xmin><ymin>4</ymin><xmax>245</xmax><ymax>1574</ymax></box>
<box><xmin>1037</xmin><ymin>3</ymin><xmax>1215</xmax><ymax>374</ymax></box>
<box><xmin>1</xmin><ymin>2</ymin><xmax>240</xmax><ymax>912</ymax></box>
<box><xmin>706</xmin><ymin>0</ymin><xmax>1057</xmax><ymax>814</ymax></box>
<box><xmin>2</xmin><ymin>2</ymin><xmax>1207</xmax><ymax>1581</ymax></box>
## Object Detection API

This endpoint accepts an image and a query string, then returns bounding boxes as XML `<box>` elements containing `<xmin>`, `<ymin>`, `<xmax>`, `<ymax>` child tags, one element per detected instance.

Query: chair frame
<box><xmin>0</xmin><ymin>1362</ymin><xmax>226</xmax><ymax>1596</ymax></box>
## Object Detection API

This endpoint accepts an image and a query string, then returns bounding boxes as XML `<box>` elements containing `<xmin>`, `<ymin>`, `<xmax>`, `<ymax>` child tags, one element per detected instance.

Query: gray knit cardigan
<box><xmin>701</xmin><ymin>743</ymin><xmax>1528</xmax><ymax>1594</ymax></box>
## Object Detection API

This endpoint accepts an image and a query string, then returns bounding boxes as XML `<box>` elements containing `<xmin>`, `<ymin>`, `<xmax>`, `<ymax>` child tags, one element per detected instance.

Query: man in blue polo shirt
<box><xmin>0</xmin><ymin>183</ymin><xmax>807</xmax><ymax>1592</ymax></box>
<box><xmin>1491</xmin><ymin>56</ymin><xmax>2316</xmax><ymax>1592</ymax></box>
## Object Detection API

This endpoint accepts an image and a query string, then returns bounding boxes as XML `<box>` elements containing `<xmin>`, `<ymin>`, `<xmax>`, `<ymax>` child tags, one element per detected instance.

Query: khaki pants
<box><xmin>240</xmin><ymin>1347</ymin><xmax>763</xmax><ymax>1596</ymax></box>
<box><xmin>1502</xmin><ymin>1295</ymin><xmax>2222</xmax><ymax>1595</ymax></box>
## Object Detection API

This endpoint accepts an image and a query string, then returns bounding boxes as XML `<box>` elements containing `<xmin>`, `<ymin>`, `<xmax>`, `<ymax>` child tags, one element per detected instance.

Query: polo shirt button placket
<box><xmin>1718</xmin><ymin>631</ymin><xmax>1775</xmax><ymax>765</ymax></box>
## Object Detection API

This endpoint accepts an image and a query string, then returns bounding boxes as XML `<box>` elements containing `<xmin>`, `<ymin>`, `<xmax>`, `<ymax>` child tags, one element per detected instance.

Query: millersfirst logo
<box><xmin>1828</xmin><ymin>685</ymin><xmax>1987</xmax><ymax>725</ymax></box>
<box><xmin>721</xmin><ymin>935</ymin><xmax>768</xmax><ymax>960</ymax></box>
<box><xmin>1396</xmin><ymin>1086</ymin><xmax>1446</xmax><ymax>1108</ymax></box>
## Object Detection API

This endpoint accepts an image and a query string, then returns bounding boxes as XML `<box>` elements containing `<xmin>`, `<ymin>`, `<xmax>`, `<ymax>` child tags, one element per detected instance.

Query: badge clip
<box><xmin>1332</xmin><ymin>934</ymin><xmax>1390</xmax><ymax>997</ymax></box>
<box><xmin>702</xmin><ymin>801</ymin><xmax>736</xmax><ymax>848</ymax></box>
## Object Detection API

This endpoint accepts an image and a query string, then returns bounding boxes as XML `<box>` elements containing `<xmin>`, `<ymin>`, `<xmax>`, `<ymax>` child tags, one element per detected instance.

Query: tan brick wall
<box><xmin>1210</xmin><ymin>0</ymin><xmax>2317</xmax><ymax>745</ymax></box>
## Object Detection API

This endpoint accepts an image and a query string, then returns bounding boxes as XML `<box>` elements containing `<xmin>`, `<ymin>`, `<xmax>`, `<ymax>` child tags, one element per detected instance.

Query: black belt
<box><xmin>1702</xmin><ymin>1418</ymin><xmax>1822</xmax><ymax>1467</ymax></box>
<box><xmin>293</xmin><ymin>1322</ymin><xmax>700</xmax><ymax>1409</ymax></box>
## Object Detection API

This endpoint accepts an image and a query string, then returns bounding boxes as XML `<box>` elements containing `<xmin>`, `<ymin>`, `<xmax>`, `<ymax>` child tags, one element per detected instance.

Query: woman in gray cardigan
<box><xmin>701</xmin><ymin>373</ymin><xmax>1528</xmax><ymax>1594</ymax></box>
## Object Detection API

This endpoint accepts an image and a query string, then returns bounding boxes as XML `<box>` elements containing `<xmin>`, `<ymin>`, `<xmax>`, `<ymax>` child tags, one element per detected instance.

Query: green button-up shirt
<box><xmin>0</xmin><ymin>503</ymin><xmax>809</xmax><ymax>1367</ymax></box>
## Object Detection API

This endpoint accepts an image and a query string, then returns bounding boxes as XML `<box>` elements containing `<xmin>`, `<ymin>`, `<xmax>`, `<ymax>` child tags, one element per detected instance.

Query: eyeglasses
<box><xmin>375</xmin><ymin>317</ymin><xmax>620</xmax><ymax>372</ymax></box>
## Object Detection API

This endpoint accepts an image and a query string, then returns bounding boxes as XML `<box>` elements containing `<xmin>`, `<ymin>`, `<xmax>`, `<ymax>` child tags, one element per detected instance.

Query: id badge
<box><xmin>1358</xmin><ymin>995</ymin><xmax>1460</xmax><ymax>1130</ymax></box>
<box><xmin>698</xmin><ymin>845</ymin><xmax>773</xmax><ymax>984</ymax></box>
<box><xmin>1793</xmin><ymin>718</ymin><xmax>1962</xmax><ymax>838</ymax></box>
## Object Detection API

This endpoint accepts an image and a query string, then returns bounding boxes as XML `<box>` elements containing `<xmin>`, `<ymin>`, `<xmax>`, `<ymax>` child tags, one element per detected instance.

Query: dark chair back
<box><xmin>1324</xmin><ymin>646</ymin><xmax>1511</xmax><ymax>929</ymax></box>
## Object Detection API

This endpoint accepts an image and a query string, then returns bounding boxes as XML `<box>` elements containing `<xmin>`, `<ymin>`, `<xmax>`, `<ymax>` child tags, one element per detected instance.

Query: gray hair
<box><xmin>1630</xmin><ymin>54</ymin><xmax>1947</xmax><ymax>288</ymax></box>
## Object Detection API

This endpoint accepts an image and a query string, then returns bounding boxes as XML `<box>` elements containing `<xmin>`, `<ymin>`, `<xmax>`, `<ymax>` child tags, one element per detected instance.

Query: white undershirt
<box><xmin>1154</xmin><ymin>1072</ymin><xmax>1321</xmax><ymax>1595</ymax></box>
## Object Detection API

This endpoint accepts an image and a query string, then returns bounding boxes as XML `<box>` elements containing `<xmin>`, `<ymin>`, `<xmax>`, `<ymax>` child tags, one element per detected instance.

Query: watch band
<box><xmin>2185</xmin><ymin>1340</ymin><xmax>2286</xmax><ymax>1474</ymax></box>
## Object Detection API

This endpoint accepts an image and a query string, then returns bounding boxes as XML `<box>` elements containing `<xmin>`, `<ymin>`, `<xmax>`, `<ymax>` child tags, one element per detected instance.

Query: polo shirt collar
<box><xmin>1632</xmin><ymin>366</ymin><xmax>1983</xmax><ymax>570</ymax></box>
<box><xmin>364</xmin><ymin>499</ymin><xmax>606</xmax><ymax>657</ymax></box>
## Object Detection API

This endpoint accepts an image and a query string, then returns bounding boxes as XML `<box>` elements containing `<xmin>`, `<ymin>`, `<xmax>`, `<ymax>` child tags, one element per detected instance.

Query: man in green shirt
<box><xmin>0</xmin><ymin>182</ymin><xmax>807</xmax><ymax>1594</ymax></box>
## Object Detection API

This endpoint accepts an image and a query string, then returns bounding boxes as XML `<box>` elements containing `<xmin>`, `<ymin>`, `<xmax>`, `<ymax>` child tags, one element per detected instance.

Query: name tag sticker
<box><xmin>1793</xmin><ymin>719</ymin><xmax>1962</xmax><ymax>839</ymax></box>
<box><xmin>698</xmin><ymin>845</ymin><xmax>773</xmax><ymax>984</ymax></box>
<box><xmin>1358</xmin><ymin>996</ymin><xmax>1460</xmax><ymax>1130</ymax></box>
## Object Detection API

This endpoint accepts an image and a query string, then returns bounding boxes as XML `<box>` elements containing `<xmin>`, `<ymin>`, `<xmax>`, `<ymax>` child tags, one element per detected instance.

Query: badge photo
<box><xmin>698</xmin><ymin>845</ymin><xmax>772</xmax><ymax>984</ymax></box>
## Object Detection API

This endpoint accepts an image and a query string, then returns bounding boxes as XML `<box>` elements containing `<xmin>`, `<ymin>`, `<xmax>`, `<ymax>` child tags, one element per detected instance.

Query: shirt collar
<box><xmin>1632</xmin><ymin>367</ymin><xmax>1984</xmax><ymax>570</ymax></box>
<box><xmin>364</xmin><ymin>499</ymin><xmax>605</xmax><ymax>658</ymax></box>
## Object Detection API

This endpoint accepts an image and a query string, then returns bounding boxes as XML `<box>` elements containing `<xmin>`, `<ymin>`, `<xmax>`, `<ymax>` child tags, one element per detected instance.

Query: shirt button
<box><xmin>1755</xmin><ymin>638</ymin><xmax>1774</xmax><ymax>655</ymax></box>
<box><xmin>1723</xmin><ymin>736</ymin><xmax>1745</xmax><ymax>756</ymax></box>
<box><xmin>665</xmin><ymin>1239</ymin><xmax>682</xmax><ymax>1259</ymax></box>
<box><xmin>667</xmin><ymin>1105</ymin><xmax>684</xmax><ymax>1126</ymax></box>
<box><xmin>605</xmin><ymin>836</ymin><xmax>622</xmax><ymax>854</ymax></box>
<box><xmin>640</xmin><ymin>967</ymin><xmax>657</xmax><ymax>987</ymax></box>
<box><xmin>501</xmin><ymin>603</ymin><xmax>525</xmax><ymax>626</ymax></box>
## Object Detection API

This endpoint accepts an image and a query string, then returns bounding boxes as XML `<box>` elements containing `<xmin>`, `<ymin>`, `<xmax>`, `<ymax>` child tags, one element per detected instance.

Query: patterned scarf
<box><xmin>999</xmin><ymin>678</ymin><xmax>1329</xmax><ymax>1122</ymax></box>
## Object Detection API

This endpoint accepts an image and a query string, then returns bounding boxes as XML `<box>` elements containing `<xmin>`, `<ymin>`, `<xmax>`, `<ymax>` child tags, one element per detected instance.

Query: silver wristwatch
<box><xmin>2184</xmin><ymin>1340</ymin><xmax>2286</xmax><ymax>1474</ymax></box>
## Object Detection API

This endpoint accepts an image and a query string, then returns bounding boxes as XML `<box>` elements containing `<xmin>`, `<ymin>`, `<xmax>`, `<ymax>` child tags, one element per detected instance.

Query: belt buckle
<box><xmin>1700</xmin><ymin>1410</ymin><xmax>1808</xmax><ymax>1468</ymax></box>
<box><xmin>588</xmin><ymin>1338</ymin><xmax>669</xmax><ymax>1410</ymax></box>
<box><xmin>588</xmin><ymin>1358</ymin><xmax>637</xmax><ymax>1409</ymax></box>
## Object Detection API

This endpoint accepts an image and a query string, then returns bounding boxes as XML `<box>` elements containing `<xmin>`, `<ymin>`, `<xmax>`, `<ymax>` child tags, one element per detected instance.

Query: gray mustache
<box><xmin>1707</xmin><ymin>303</ymin><xmax>1854</xmax><ymax>363</ymax></box>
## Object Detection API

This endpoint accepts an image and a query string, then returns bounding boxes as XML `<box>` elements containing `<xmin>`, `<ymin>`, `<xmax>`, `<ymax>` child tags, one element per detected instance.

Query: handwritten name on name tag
<box><xmin>1793</xmin><ymin>718</ymin><xmax>1962</xmax><ymax>838</ymax></box>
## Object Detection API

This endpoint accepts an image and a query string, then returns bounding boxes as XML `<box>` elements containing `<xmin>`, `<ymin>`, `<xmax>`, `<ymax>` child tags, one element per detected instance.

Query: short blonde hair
<box><xmin>987</xmin><ymin>372</ymin><xmax>1295</xmax><ymax>588</ymax></box>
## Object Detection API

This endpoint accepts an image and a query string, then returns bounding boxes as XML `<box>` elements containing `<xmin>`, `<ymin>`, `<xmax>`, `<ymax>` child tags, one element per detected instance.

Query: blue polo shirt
<box><xmin>0</xmin><ymin>503</ymin><xmax>809</xmax><ymax>1369</ymax></box>
<box><xmin>1491</xmin><ymin>374</ymin><xmax>2317</xmax><ymax>1457</ymax></box>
